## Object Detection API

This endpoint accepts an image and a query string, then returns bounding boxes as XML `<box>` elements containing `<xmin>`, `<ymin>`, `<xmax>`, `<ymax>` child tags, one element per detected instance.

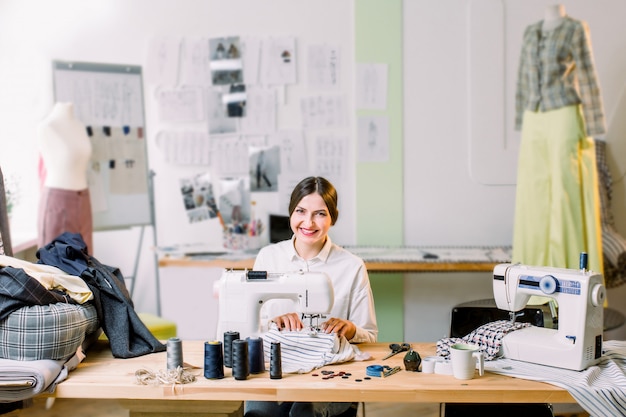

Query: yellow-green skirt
<box><xmin>512</xmin><ymin>105</ymin><xmax>603</xmax><ymax>276</ymax></box>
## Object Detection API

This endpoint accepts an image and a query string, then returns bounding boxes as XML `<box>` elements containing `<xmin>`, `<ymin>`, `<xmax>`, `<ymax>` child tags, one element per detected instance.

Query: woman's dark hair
<box><xmin>288</xmin><ymin>176</ymin><xmax>338</xmax><ymax>225</ymax></box>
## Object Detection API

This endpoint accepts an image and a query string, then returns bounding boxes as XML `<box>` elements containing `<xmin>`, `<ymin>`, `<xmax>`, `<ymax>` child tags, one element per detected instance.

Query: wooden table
<box><xmin>50</xmin><ymin>341</ymin><xmax>574</xmax><ymax>417</ymax></box>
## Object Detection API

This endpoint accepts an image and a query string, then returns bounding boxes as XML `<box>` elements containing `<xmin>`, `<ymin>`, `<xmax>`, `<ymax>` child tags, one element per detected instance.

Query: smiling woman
<box><xmin>245</xmin><ymin>176</ymin><xmax>378</xmax><ymax>417</ymax></box>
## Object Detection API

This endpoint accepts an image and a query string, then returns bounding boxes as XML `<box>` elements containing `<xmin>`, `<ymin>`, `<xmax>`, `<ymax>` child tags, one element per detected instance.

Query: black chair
<box><xmin>445</xmin><ymin>403</ymin><xmax>553</xmax><ymax>417</ymax></box>
<box><xmin>444</xmin><ymin>298</ymin><xmax>554</xmax><ymax>417</ymax></box>
<box><xmin>450</xmin><ymin>298</ymin><xmax>548</xmax><ymax>338</ymax></box>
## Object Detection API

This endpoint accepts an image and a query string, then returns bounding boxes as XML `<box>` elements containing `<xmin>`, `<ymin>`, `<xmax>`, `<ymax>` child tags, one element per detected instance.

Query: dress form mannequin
<box><xmin>37</xmin><ymin>102</ymin><xmax>94</xmax><ymax>253</ymax></box>
<box><xmin>542</xmin><ymin>4</ymin><xmax>566</xmax><ymax>31</ymax></box>
<box><xmin>513</xmin><ymin>5</ymin><xmax>606</xmax><ymax>293</ymax></box>
<box><xmin>39</xmin><ymin>102</ymin><xmax>91</xmax><ymax>190</ymax></box>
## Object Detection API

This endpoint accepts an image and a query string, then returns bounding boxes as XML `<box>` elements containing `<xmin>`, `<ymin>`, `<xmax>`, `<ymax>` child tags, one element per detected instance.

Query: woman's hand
<box><xmin>321</xmin><ymin>317</ymin><xmax>356</xmax><ymax>340</ymax></box>
<box><xmin>271</xmin><ymin>313</ymin><xmax>304</xmax><ymax>331</ymax></box>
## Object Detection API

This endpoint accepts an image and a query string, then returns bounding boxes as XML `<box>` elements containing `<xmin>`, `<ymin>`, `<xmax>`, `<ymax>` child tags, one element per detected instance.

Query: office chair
<box><xmin>444</xmin><ymin>298</ymin><xmax>554</xmax><ymax>417</ymax></box>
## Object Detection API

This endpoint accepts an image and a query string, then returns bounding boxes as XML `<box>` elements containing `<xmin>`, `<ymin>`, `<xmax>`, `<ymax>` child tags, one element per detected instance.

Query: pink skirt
<box><xmin>38</xmin><ymin>187</ymin><xmax>93</xmax><ymax>254</ymax></box>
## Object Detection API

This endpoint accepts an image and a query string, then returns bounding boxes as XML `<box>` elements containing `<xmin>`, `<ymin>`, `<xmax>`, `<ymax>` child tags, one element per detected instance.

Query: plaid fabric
<box><xmin>515</xmin><ymin>17</ymin><xmax>606</xmax><ymax>136</ymax></box>
<box><xmin>0</xmin><ymin>302</ymin><xmax>98</xmax><ymax>361</ymax></box>
<box><xmin>437</xmin><ymin>320</ymin><xmax>531</xmax><ymax>360</ymax></box>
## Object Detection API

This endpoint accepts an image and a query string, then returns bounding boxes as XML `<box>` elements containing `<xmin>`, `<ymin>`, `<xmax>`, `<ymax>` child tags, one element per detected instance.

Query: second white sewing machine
<box><xmin>215</xmin><ymin>269</ymin><xmax>334</xmax><ymax>339</ymax></box>
<box><xmin>493</xmin><ymin>260</ymin><xmax>606</xmax><ymax>371</ymax></box>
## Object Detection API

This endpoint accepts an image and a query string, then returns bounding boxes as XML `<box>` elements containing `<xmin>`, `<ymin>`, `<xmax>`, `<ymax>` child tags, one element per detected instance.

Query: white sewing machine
<box><xmin>215</xmin><ymin>269</ymin><xmax>334</xmax><ymax>339</ymax></box>
<box><xmin>493</xmin><ymin>261</ymin><xmax>606</xmax><ymax>371</ymax></box>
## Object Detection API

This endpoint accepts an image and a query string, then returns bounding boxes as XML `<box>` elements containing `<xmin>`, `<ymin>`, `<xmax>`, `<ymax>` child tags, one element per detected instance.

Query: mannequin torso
<box><xmin>542</xmin><ymin>4</ymin><xmax>566</xmax><ymax>32</ymax></box>
<box><xmin>39</xmin><ymin>102</ymin><xmax>91</xmax><ymax>190</ymax></box>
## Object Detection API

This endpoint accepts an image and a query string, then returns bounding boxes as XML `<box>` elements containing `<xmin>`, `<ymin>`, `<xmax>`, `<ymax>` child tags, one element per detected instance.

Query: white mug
<box><xmin>449</xmin><ymin>343</ymin><xmax>484</xmax><ymax>380</ymax></box>
<box><xmin>421</xmin><ymin>356</ymin><xmax>443</xmax><ymax>374</ymax></box>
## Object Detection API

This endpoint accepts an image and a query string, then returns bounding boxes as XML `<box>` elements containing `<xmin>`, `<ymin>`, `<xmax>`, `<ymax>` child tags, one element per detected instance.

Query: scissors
<box><xmin>382</xmin><ymin>343</ymin><xmax>411</xmax><ymax>360</ymax></box>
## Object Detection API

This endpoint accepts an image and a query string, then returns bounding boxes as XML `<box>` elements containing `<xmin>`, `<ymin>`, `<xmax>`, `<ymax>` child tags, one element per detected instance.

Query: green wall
<box><xmin>355</xmin><ymin>0</ymin><xmax>404</xmax><ymax>342</ymax></box>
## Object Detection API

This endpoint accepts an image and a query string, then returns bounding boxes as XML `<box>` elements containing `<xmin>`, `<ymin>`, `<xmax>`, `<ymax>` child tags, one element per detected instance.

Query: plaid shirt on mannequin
<box><xmin>515</xmin><ymin>16</ymin><xmax>606</xmax><ymax>136</ymax></box>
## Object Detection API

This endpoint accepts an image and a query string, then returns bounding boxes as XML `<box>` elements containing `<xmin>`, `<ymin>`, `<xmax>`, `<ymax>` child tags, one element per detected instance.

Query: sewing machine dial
<box><xmin>539</xmin><ymin>275</ymin><xmax>557</xmax><ymax>294</ymax></box>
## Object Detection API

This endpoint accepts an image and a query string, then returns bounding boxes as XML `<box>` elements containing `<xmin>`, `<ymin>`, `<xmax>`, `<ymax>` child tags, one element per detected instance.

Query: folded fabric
<box><xmin>261</xmin><ymin>324</ymin><xmax>357</xmax><ymax>373</ymax></box>
<box><xmin>0</xmin><ymin>357</ymin><xmax>66</xmax><ymax>403</ymax></box>
<box><xmin>37</xmin><ymin>232</ymin><xmax>166</xmax><ymax>358</ymax></box>
<box><xmin>0</xmin><ymin>254</ymin><xmax>93</xmax><ymax>303</ymax></box>
<box><xmin>485</xmin><ymin>340</ymin><xmax>626</xmax><ymax>416</ymax></box>
<box><xmin>0</xmin><ymin>303</ymin><xmax>99</xmax><ymax>361</ymax></box>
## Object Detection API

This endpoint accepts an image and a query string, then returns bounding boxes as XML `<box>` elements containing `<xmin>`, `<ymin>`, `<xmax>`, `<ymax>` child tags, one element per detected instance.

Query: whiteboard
<box><xmin>52</xmin><ymin>61</ymin><xmax>152</xmax><ymax>230</ymax></box>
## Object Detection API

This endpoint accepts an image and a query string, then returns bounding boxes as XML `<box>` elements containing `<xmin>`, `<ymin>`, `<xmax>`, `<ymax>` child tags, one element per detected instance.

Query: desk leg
<box><xmin>118</xmin><ymin>400</ymin><xmax>243</xmax><ymax>417</ymax></box>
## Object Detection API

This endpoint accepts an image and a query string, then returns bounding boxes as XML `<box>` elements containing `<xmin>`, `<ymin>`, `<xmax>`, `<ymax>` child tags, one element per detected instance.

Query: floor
<box><xmin>4</xmin><ymin>399</ymin><xmax>590</xmax><ymax>417</ymax></box>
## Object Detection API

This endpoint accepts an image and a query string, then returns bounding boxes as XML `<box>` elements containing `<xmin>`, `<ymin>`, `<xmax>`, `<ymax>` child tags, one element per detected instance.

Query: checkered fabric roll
<box><xmin>0</xmin><ymin>302</ymin><xmax>99</xmax><ymax>361</ymax></box>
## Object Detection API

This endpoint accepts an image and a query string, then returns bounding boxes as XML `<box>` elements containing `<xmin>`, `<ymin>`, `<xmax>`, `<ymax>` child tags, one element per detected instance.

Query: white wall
<box><xmin>2</xmin><ymin>0</ymin><xmax>626</xmax><ymax>341</ymax></box>
<box><xmin>0</xmin><ymin>0</ymin><xmax>356</xmax><ymax>325</ymax></box>
<box><xmin>403</xmin><ymin>0</ymin><xmax>626</xmax><ymax>341</ymax></box>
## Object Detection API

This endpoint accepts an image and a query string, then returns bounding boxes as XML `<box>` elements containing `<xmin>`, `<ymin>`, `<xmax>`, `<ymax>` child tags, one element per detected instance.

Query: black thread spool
<box><xmin>247</xmin><ymin>337</ymin><xmax>266</xmax><ymax>374</ymax></box>
<box><xmin>223</xmin><ymin>331</ymin><xmax>240</xmax><ymax>368</ymax></box>
<box><xmin>270</xmin><ymin>341</ymin><xmax>282</xmax><ymax>379</ymax></box>
<box><xmin>166</xmin><ymin>337</ymin><xmax>183</xmax><ymax>370</ymax></box>
<box><xmin>204</xmin><ymin>341</ymin><xmax>225</xmax><ymax>379</ymax></box>
<box><xmin>231</xmin><ymin>339</ymin><xmax>249</xmax><ymax>380</ymax></box>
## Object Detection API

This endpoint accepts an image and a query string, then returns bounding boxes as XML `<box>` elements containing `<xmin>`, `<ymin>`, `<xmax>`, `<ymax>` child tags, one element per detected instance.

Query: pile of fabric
<box><xmin>0</xmin><ymin>232</ymin><xmax>165</xmax><ymax>407</ymax></box>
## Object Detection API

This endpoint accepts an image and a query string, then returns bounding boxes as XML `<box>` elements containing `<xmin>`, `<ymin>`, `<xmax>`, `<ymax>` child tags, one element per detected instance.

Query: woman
<box><xmin>245</xmin><ymin>176</ymin><xmax>378</xmax><ymax>417</ymax></box>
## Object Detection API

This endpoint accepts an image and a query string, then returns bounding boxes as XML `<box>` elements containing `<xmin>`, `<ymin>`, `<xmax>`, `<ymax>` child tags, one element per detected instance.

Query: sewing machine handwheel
<box><xmin>539</xmin><ymin>275</ymin><xmax>557</xmax><ymax>294</ymax></box>
<box><xmin>591</xmin><ymin>283</ymin><xmax>606</xmax><ymax>307</ymax></box>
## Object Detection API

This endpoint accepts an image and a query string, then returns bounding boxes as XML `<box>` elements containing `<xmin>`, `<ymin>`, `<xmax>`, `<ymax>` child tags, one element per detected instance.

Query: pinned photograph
<box><xmin>249</xmin><ymin>145</ymin><xmax>279</xmax><ymax>192</ymax></box>
<box><xmin>209</xmin><ymin>36</ymin><xmax>244</xmax><ymax>86</ymax></box>
<box><xmin>179</xmin><ymin>172</ymin><xmax>219</xmax><ymax>223</ymax></box>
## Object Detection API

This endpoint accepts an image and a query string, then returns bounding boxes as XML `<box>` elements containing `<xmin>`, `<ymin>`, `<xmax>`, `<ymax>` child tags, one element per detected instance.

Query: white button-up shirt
<box><xmin>253</xmin><ymin>236</ymin><xmax>378</xmax><ymax>343</ymax></box>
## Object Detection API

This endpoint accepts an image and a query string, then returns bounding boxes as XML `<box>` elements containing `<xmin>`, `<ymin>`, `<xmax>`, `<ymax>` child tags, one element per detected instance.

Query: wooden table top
<box><xmin>159</xmin><ymin>257</ymin><xmax>502</xmax><ymax>273</ymax></box>
<box><xmin>52</xmin><ymin>341</ymin><xmax>574</xmax><ymax>404</ymax></box>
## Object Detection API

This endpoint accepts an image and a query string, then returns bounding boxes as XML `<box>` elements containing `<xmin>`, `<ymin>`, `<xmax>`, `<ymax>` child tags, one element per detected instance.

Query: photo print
<box><xmin>179</xmin><ymin>172</ymin><xmax>219</xmax><ymax>223</ymax></box>
<box><xmin>209</xmin><ymin>36</ymin><xmax>244</xmax><ymax>86</ymax></box>
<box><xmin>249</xmin><ymin>145</ymin><xmax>280</xmax><ymax>192</ymax></box>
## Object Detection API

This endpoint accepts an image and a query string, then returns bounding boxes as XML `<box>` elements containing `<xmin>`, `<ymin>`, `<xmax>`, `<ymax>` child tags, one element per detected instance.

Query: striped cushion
<box><xmin>0</xmin><ymin>303</ymin><xmax>99</xmax><ymax>361</ymax></box>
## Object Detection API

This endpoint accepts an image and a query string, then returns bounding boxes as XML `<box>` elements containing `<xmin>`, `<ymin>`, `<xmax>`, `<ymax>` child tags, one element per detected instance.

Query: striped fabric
<box><xmin>595</xmin><ymin>139</ymin><xmax>626</xmax><ymax>289</ymax></box>
<box><xmin>0</xmin><ymin>303</ymin><xmax>99</xmax><ymax>361</ymax></box>
<box><xmin>485</xmin><ymin>340</ymin><xmax>626</xmax><ymax>416</ymax></box>
<box><xmin>261</xmin><ymin>324</ymin><xmax>357</xmax><ymax>374</ymax></box>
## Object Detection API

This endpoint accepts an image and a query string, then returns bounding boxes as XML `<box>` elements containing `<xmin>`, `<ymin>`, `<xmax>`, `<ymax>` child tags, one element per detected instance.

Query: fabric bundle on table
<box><xmin>0</xmin><ymin>357</ymin><xmax>67</xmax><ymax>402</ymax></box>
<box><xmin>0</xmin><ymin>254</ymin><xmax>98</xmax><ymax>404</ymax></box>
<box><xmin>262</xmin><ymin>323</ymin><xmax>357</xmax><ymax>374</ymax></box>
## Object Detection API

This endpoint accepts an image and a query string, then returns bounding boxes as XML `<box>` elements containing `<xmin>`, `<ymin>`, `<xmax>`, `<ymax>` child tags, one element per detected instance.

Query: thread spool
<box><xmin>231</xmin><ymin>339</ymin><xmax>249</xmax><ymax>380</ymax></box>
<box><xmin>223</xmin><ymin>331</ymin><xmax>240</xmax><ymax>368</ymax></box>
<box><xmin>166</xmin><ymin>337</ymin><xmax>183</xmax><ymax>370</ymax></box>
<box><xmin>204</xmin><ymin>341</ymin><xmax>225</xmax><ymax>379</ymax></box>
<box><xmin>247</xmin><ymin>337</ymin><xmax>265</xmax><ymax>374</ymax></box>
<box><xmin>270</xmin><ymin>341</ymin><xmax>282</xmax><ymax>379</ymax></box>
